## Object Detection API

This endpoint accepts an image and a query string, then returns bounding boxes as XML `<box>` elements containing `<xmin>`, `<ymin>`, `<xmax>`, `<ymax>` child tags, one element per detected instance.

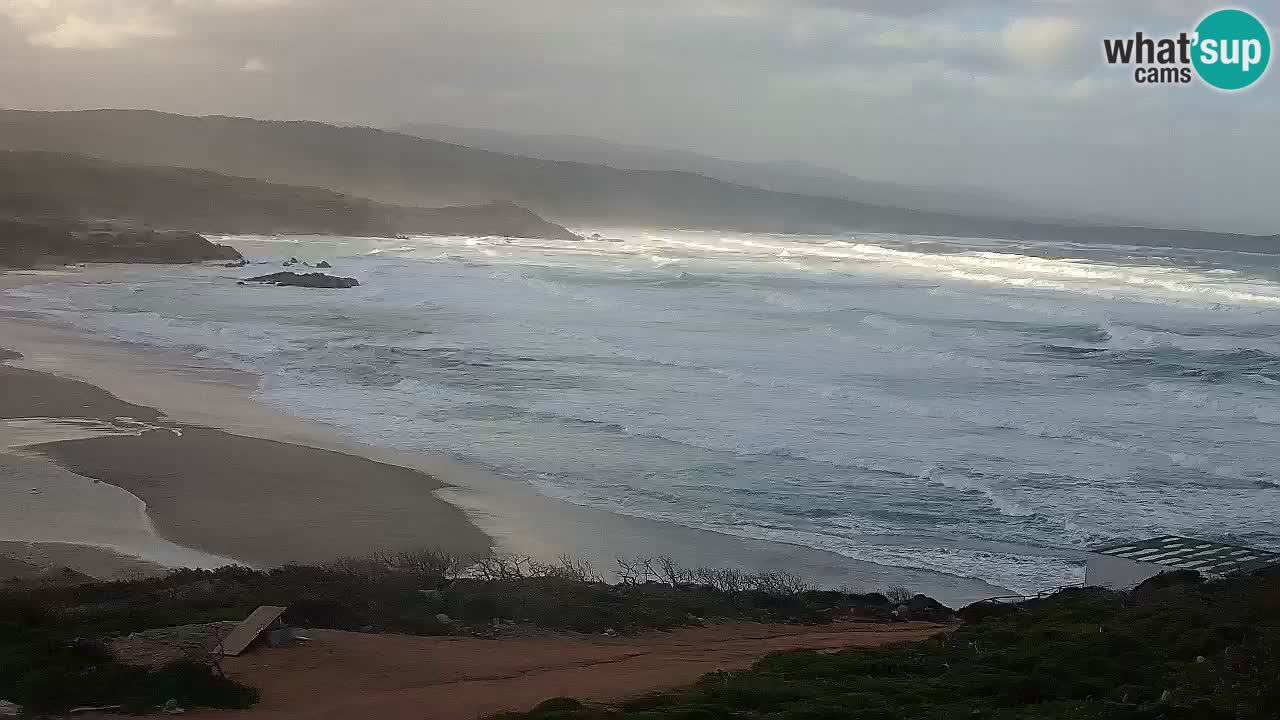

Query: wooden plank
<box><xmin>219</xmin><ymin>606</ymin><xmax>287</xmax><ymax>657</ymax></box>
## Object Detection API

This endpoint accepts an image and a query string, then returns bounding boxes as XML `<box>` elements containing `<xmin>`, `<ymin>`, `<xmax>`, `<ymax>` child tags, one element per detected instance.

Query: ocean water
<box><xmin>6</xmin><ymin>228</ymin><xmax>1279</xmax><ymax>594</ymax></box>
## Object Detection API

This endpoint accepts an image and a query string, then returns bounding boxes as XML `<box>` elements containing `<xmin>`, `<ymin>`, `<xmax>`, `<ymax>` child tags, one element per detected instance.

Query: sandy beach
<box><xmin>0</xmin><ymin>540</ymin><xmax>164</xmax><ymax>584</ymax></box>
<box><xmin>0</xmin><ymin>266</ymin><xmax>1010</xmax><ymax>605</ymax></box>
<box><xmin>0</xmin><ymin>343</ymin><xmax>491</xmax><ymax>574</ymax></box>
<box><xmin>35</xmin><ymin>428</ymin><xmax>491</xmax><ymax>568</ymax></box>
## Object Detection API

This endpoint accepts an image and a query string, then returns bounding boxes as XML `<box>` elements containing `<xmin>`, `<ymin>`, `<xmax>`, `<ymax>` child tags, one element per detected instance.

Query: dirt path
<box><xmin>173</xmin><ymin>622</ymin><xmax>945</xmax><ymax>720</ymax></box>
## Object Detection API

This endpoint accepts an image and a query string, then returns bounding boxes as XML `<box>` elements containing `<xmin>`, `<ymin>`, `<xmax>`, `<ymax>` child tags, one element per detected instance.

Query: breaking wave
<box><xmin>6</xmin><ymin>227</ymin><xmax>1280</xmax><ymax>594</ymax></box>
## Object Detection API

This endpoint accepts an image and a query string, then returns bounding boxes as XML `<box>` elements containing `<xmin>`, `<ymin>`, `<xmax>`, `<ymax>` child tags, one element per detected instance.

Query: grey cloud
<box><xmin>1</xmin><ymin>0</ymin><xmax>1277</xmax><ymax>232</ymax></box>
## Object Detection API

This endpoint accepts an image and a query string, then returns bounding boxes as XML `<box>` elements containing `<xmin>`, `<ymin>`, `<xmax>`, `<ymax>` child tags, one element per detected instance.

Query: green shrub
<box><xmin>494</xmin><ymin>570</ymin><xmax>1280</xmax><ymax>720</ymax></box>
<box><xmin>0</xmin><ymin>551</ymin><xmax>925</xmax><ymax>714</ymax></box>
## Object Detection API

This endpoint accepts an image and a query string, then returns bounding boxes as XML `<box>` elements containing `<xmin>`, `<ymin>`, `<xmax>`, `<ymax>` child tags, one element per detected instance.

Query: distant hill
<box><xmin>1</xmin><ymin>110</ymin><xmax>1274</xmax><ymax>252</ymax></box>
<box><xmin>393</xmin><ymin>121</ymin><xmax>1042</xmax><ymax>219</ymax></box>
<box><xmin>0</xmin><ymin>150</ymin><xmax>578</xmax><ymax>240</ymax></box>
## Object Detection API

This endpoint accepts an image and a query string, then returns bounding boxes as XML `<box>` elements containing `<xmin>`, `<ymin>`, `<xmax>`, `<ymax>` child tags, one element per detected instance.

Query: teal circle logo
<box><xmin>1192</xmin><ymin>9</ymin><xmax>1271</xmax><ymax>90</ymax></box>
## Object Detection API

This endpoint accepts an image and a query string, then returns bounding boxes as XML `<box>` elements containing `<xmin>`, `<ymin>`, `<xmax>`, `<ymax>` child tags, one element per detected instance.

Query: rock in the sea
<box><xmin>244</xmin><ymin>271</ymin><xmax>360</xmax><ymax>289</ymax></box>
<box><xmin>223</xmin><ymin>259</ymin><xmax>248</xmax><ymax>267</ymax></box>
<box><xmin>316</xmin><ymin>260</ymin><xmax>332</xmax><ymax>268</ymax></box>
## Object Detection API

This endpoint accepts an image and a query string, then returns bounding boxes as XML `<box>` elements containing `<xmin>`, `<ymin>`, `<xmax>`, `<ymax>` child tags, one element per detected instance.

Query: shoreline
<box><xmin>0</xmin><ymin>338</ymin><xmax>492</xmax><ymax>572</ymax></box>
<box><xmin>0</xmin><ymin>540</ymin><xmax>166</xmax><ymax>584</ymax></box>
<box><xmin>1</xmin><ymin>267</ymin><xmax>1010</xmax><ymax>605</ymax></box>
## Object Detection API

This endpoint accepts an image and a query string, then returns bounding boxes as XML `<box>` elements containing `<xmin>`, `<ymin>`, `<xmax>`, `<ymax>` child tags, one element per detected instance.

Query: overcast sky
<box><xmin>2</xmin><ymin>0</ymin><xmax>1277</xmax><ymax>233</ymax></box>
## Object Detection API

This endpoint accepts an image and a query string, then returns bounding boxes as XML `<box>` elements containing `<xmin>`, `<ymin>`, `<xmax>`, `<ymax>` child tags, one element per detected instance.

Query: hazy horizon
<box><xmin>3</xmin><ymin>1</ymin><xmax>1279</xmax><ymax>233</ymax></box>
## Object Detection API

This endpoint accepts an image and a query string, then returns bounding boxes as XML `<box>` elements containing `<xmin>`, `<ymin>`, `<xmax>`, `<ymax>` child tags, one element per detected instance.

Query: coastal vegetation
<box><xmin>502</xmin><ymin>568</ymin><xmax>1280</xmax><ymax>720</ymax></box>
<box><xmin>0</xmin><ymin>551</ymin><xmax>945</xmax><ymax>713</ymax></box>
<box><xmin>4</xmin><ymin>551</ymin><xmax>1275</xmax><ymax>717</ymax></box>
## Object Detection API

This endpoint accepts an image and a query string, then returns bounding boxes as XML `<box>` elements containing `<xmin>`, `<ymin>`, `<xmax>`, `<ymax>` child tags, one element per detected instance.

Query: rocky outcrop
<box><xmin>0</xmin><ymin>219</ymin><xmax>242</xmax><ymax>268</ymax></box>
<box><xmin>243</xmin><ymin>271</ymin><xmax>360</xmax><ymax>289</ymax></box>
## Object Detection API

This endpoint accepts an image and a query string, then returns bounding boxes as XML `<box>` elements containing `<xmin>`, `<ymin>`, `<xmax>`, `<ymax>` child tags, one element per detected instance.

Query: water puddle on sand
<box><xmin>0</xmin><ymin>417</ymin><xmax>238</xmax><ymax>571</ymax></box>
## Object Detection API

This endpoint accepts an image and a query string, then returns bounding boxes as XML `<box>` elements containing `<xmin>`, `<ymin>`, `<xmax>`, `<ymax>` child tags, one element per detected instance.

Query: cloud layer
<box><xmin>1</xmin><ymin>0</ymin><xmax>1276</xmax><ymax>231</ymax></box>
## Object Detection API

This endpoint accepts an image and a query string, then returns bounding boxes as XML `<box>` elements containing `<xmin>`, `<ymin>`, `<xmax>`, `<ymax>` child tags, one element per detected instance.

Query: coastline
<box><xmin>0</xmin><ymin>334</ymin><xmax>491</xmax><ymax>572</ymax></box>
<box><xmin>0</xmin><ymin>267</ymin><xmax>1011</xmax><ymax>606</ymax></box>
<box><xmin>0</xmin><ymin>540</ymin><xmax>166</xmax><ymax>584</ymax></box>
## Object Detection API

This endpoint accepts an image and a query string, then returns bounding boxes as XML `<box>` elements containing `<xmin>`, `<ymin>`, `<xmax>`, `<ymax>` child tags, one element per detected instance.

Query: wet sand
<box><xmin>0</xmin><ymin>343</ymin><xmax>492</xmax><ymax>572</ymax></box>
<box><xmin>1</xmin><ymin>438</ymin><xmax>241</xmax><ymax>572</ymax></box>
<box><xmin>0</xmin><ymin>540</ymin><xmax>165</xmax><ymax>582</ymax></box>
<box><xmin>34</xmin><ymin>428</ymin><xmax>492</xmax><ymax>568</ymax></box>
<box><xmin>0</xmin><ymin>354</ymin><xmax>160</xmax><ymax>422</ymax></box>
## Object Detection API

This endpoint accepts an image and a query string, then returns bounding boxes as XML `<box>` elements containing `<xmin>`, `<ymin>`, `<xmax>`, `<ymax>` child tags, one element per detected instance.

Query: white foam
<box><xmin>1</xmin><ymin>417</ymin><xmax>176</xmax><ymax>450</ymax></box>
<box><xmin>7</xmin><ymin>230</ymin><xmax>1279</xmax><ymax>593</ymax></box>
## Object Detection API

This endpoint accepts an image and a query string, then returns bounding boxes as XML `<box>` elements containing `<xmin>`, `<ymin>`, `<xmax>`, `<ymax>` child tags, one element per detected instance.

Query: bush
<box><xmin>493</xmin><ymin>570</ymin><xmax>1280</xmax><ymax>720</ymax></box>
<box><xmin>533</xmin><ymin>697</ymin><xmax>585</xmax><ymax>712</ymax></box>
<box><xmin>1</xmin><ymin>549</ymin><xmax>930</xmax><ymax>713</ymax></box>
<box><xmin>6</xmin><ymin>640</ymin><xmax>255</xmax><ymax>713</ymax></box>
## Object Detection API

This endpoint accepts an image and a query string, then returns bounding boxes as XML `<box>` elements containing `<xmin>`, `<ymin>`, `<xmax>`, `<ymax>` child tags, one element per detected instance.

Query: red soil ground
<box><xmin>169</xmin><ymin>621</ymin><xmax>946</xmax><ymax>720</ymax></box>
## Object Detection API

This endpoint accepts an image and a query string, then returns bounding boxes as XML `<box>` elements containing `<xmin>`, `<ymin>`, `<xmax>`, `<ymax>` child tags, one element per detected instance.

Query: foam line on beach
<box><xmin>1</xmin><ymin>417</ymin><xmax>179</xmax><ymax>451</ymax></box>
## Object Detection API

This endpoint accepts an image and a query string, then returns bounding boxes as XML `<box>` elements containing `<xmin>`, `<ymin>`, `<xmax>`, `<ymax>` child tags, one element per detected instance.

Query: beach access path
<box><xmin>132</xmin><ymin>621</ymin><xmax>949</xmax><ymax>720</ymax></box>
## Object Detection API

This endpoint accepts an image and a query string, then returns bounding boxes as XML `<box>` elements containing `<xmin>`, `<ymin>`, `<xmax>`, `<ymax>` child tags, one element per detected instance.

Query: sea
<box><xmin>6</xmin><ymin>228</ymin><xmax>1279</xmax><ymax>595</ymax></box>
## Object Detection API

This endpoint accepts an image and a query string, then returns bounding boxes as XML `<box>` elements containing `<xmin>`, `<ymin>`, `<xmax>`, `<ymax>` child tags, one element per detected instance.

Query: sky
<box><xmin>2</xmin><ymin>0</ymin><xmax>1278</xmax><ymax>233</ymax></box>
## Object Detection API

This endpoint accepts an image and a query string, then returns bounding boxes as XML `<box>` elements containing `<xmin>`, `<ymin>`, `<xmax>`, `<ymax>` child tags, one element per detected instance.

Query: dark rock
<box><xmin>223</xmin><ymin>259</ymin><xmax>248</xmax><ymax>267</ymax></box>
<box><xmin>316</xmin><ymin>260</ymin><xmax>332</xmax><ymax>268</ymax></box>
<box><xmin>0</xmin><ymin>219</ymin><xmax>242</xmax><ymax>268</ymax></box>
<box><xmin>244</xmin><ymin>271</ymin><xmax>360</xmax><ymax>289</ymax></box>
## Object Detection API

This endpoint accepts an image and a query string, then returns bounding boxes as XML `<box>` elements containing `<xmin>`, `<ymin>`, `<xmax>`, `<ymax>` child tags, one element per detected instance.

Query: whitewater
<box><xmin>6</xmin><ymin>228</ymin><xmax>1278</xmax><ymax>594</ymax></box>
